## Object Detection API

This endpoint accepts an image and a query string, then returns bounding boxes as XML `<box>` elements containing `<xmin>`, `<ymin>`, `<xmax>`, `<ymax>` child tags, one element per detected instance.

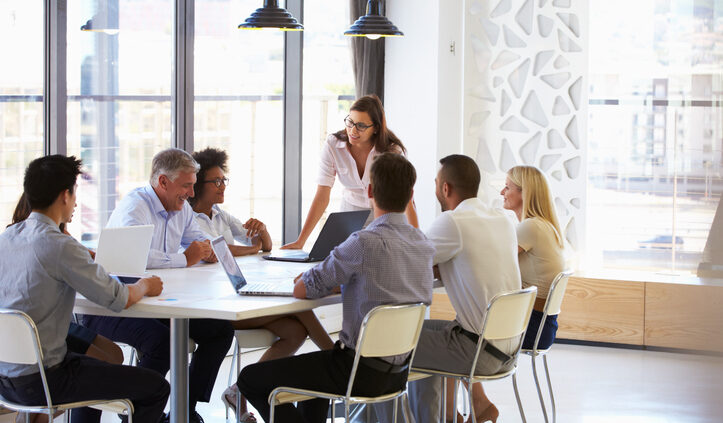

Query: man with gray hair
<box><xmin>81</xmin><ymin>148</ymin><xmax>234</xmax><ymax>423</ymax></box>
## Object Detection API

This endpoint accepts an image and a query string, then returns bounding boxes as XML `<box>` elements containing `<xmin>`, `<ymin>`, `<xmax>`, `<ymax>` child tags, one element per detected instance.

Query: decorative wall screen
<box><xmin>464</xmin><ymin>0</ymin><xmax>588</xmax><ymax>254</ymax></box>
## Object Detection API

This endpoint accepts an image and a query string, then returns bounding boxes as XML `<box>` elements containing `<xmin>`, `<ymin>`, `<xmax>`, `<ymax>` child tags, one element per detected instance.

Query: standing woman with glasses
<box><xmin>282</xmin><ymin>94</ymin><xmax>419</xmax><ymax>250</ymax></box>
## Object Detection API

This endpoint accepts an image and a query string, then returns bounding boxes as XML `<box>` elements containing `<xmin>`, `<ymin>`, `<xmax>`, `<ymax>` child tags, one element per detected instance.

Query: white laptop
<box><xmin>210</xmin><ymin>236</ymin><xmax>295</xmax><ymax>297</ymax></box>
<box><xmin>94</xmin><ymin>225</ymin><xmax>154</xmax><ymax>277</ymax></box>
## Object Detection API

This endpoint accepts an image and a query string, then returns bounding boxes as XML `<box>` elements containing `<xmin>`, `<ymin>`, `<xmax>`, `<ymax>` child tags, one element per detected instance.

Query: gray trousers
<box><xmin>358</xmin><ymin>320</ymin><xmax>516</xmax><ymax>423</ymax></box>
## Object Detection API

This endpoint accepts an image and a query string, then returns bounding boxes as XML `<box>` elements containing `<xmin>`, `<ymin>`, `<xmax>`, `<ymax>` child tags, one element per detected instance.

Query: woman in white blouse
<box><xmin>282</xmin><ymin>94</ymin><xmax>419</xmax><ymax>250</ymax></box>
<box><xmin>190</xmin><ymin>148</ymin><xmax>334</xmax><ymax>423</ymax></box>
<box><xmin>501</xmin><ymin>165</ymin><xmax>566</xmax><ymax>350</ymax></box>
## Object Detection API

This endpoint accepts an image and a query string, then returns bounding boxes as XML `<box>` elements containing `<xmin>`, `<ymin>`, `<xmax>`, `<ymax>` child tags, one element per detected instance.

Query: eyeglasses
<box><xmin>344</xmin><ymin>116</ymin><xmax>374</xmax><ymax>132</ymax></box>
<box><xmin>204</xmin><ymin>177</ymin><xmax>229</xmax><ymax>188</ymax></box>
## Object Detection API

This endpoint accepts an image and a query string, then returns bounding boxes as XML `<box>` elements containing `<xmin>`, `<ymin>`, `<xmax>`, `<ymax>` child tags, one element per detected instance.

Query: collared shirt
<box><xmin>302</xmin><ymin>213</ymin><xmax>434</xmax><ymax>360</ymax></box>
<box><xmin>425</xmin><ymin>198</ymin><xmax>522</xmax><ymax>334</ymax></box>
<box><xmin>0</xmin><ymin>213</ymin><xmax>128</xmax><ymax>377</ymax></box>
<box><xmin>106</xmin><ymin>185</ymin><xmax>209</xmax><ymax>269</ymax></box>
<box><xmin>318</xmin><ymin>134</ymin><xmax>386</xmax><ymax>209</ymax></box>
<box><xmin>194</xmin><ymin>205</ymin><xmax>252</xmax><ymax>246</ymax></box>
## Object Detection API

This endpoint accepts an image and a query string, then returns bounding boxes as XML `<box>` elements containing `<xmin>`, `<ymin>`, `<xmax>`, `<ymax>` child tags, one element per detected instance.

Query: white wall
<box><xmin>385</xmin><ymin>0</ymin><xmax>464</xmax><ymax>229</ymax></box>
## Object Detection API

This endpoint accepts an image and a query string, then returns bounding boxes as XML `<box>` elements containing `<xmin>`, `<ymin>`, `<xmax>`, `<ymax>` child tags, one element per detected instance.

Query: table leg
<box><xmin>170</xmin><ymin>318</ymin><xmax>189</xmax><ymax>423</ymax></box>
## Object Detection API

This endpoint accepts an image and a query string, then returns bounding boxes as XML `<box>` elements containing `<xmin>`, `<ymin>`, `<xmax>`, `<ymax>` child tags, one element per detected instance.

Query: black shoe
<box><xmin>159</xmin><ymin>410</ymin><xmax>204</xmax><ymax>423</ymax></box>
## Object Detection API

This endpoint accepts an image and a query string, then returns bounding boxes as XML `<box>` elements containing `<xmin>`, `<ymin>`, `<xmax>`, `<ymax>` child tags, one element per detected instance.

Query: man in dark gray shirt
<box><xmin>0</xmin><ymin>155</ymin><xmax>169</xmax><ymax>423</ymax></box>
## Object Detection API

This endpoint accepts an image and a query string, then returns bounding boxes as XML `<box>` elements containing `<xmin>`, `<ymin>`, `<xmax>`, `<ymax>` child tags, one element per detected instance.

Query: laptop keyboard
<box><xmin>241</xmin><ymin>281</ymin><xmax>293</xmax><ymax>294</ymax></box>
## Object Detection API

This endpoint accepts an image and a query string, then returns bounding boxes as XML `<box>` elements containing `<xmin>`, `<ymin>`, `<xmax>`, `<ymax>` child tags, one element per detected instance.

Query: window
<box><xmin>66</xmin><ymin>0</ymin><xmax>173</xmax><ymax>241</ymax></box>
<box><xmin>301</xmin><ymin>0</ymin><xmax>355</xmax><ymax>245</ymax></box>
<box><xmin>587</xmin><ymin>0</ymin><xmax>723</xmax><ymax>273</ymax></box>
<box><xmin>194</xmin><ymin>0</ymin><xmax>285</xmax><ymax>246</ymax></box>
<box><xmin>0</xmin><ymin>1</ymin><xmax>43</xmax><ymax>228</ymax></box>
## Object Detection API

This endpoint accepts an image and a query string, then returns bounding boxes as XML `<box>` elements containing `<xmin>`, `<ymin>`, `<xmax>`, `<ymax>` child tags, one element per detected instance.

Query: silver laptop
<box><xmin>211</xmin><ymin>236</ymin><xmax>295</xmax><ymax>296</ymax></box>
<box><xmin>94</xmin><ymin>225</ymin><xmax>154</xmax><ymax>277</ymax></box>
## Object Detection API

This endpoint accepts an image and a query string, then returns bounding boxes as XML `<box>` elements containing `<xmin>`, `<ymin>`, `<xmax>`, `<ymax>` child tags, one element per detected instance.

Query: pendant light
<box><xmin>238</xmin><ymin>0</ymin><xmax>303</xmax><ymax>31</ymax></box>
<box><xmin>80</xmin><ymin>3</ymin><xmax>119</xmax><ymax>35</ymax></box>
<box><xmin>345</xmin><ymin>0</ymin><xmax>403</xmax><ymax>40</ymax></box>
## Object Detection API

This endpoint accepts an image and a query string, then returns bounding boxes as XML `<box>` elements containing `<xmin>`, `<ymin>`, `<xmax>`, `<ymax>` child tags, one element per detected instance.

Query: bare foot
<box><xmin>468</xmin><ymin>403</ymin><xmax>499</xmax><ymax>423</ymax></box>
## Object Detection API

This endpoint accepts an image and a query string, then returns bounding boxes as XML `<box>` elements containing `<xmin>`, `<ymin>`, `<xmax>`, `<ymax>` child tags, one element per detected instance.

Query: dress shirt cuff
<box><xmin>170</xmin><ymin>253</ymin><xmax>188</xmax><ymax>268</ymax></box>
<box><xmin>301</xmin><ymin>269</ymin><xmax>328</xmax><ymax>298</ymax></box>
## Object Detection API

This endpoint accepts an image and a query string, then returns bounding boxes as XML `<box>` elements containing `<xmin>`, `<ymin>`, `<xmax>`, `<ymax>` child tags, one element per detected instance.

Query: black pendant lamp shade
<box><xmin>345</xmin><ymin>0</ymin><xmax>403</xmax><ymax>40</ymax></box>
<box><xmin>238</xmin><ymin>0</ymin><xmax>303</xmax><ymax>31</ymax></box>
<box><xmin>80</xmin><ymin>3</ymin><xmax>119</xmax><ymax>35</ymax></box>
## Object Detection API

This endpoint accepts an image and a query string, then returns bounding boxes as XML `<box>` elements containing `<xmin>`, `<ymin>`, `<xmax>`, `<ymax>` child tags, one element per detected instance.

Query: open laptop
<box><xmin>94</xmin><ymin>225</ymin><xmax>154</xmax><ymax>277</ymax></box>
<box><xmin>211</xmin><ymin>236</ymin><xmax>295</xmax><ymax>296</ymax></box>
<box><xmin>263</xmin><ymin>210</ymin><xmax>370</xmax><ymax>263</ymax></box>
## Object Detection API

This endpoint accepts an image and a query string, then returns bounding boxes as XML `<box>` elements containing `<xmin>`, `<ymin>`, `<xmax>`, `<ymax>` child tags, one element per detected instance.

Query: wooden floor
<box><xmin>4</xmin><ymin>341</ymin><xmax>721</xmax><ymax>422</ymax></box>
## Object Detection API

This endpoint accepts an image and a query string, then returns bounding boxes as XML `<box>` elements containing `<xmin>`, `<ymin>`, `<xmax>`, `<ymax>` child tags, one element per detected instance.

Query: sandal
<box><xmin>221</xmin><ymin>385</ymin><xmax>257</xmax><ymax>423</ymax></box>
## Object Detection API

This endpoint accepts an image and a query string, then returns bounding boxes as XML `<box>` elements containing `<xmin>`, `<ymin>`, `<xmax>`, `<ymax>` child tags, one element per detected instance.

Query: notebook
<box><xmin>94</xmin><ymin>225</ymin><xmax>154</xmax><ymax>277</ymax></box>
<box><xmin>211</xmin><ymin>236</ymin><xmax>295</xmax><ymax>296</ymax></box>
<box><xmin>263</xmin><ymin>210</ymin><xmax>370</xmax><ymax>263</ymax></box>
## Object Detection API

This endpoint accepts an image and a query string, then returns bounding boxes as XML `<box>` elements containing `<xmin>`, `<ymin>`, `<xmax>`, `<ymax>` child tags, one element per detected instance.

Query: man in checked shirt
<box><xmin>236</xmin><ymin>152</ymin><xmax>435</xmax><ymax>423</ymax></box>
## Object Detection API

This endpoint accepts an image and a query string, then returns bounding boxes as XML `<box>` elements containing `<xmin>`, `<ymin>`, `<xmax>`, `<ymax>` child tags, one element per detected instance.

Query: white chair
<box><xmin>520</xmin><ymin>270</ymin><xmax>573</xmax><ymax>423</ymax></box>
<box><xmin>268</xmin><ymin>303</ymin><xmax>428</xmax><ymax>423</ymax></box>
<box><xmin>225</xmin><ymin>329</ymin><xmax>279</xmax><ymax>422</ymax></box>
<box><xmin>0</xmin><ymin>309</ymin><xmax>134</xmax><ymax>423</ymax></box>
<box><xmin>410</xmin><ymin>287</ymin><xmax>538</xmax><ymax>423</ymax></box>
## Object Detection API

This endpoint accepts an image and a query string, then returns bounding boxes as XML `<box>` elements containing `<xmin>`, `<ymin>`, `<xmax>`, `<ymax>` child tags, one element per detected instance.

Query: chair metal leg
<box><xmin>227</xmin><ymin>337</ymin><xmax>237</xmax><ymax>387</ymax></box>
<box><xmin>452</xmin><ymin>380</ymin><xmax>459</xmax><ymax>423</ymax></box>
<box><xmin>330</xmin><ymin>399</ymin><xmax>335</xmax><ymax>421</ymax></box>
<box><xmin>393</xmin><ymin>397</ymin><xmax>398</xmax><ymax>423</ymax></box>
<box><xmin>512</xmin><ymin>372</ymin><xmax>527</xmax><ymax>423</ymax></box>
<box><xmin>345</xmin><ymin>402</ymin><xmax>350</xmax><ymax>422</ymax></box>
<box><xmin>543</xmin><ymin>355</ymin><xmax>557</xmax><ymax>423</ymax></box>
<box><xmin>441</xmin><ymin>377</ymin><xmax>447</xmax><ymax>423</ymax></box>
<box><xmin>63</xmin><ymin>409</ymin><xmax>69</xmax><ymax>423</ymax></box>
<box><xmin>467</xmin><ymin>382</ymin><xmax>476</xmax><ymax>423</ymax></box>
<box><xmin>402</xmin><ymin>392</ymin><xmax>413</xmax><ymax>423</ymax></box>
<box><xmin>531</xmin><ymin>354</ymin><xmax>550</xmax><ymax>423</ymax></box>
<box><xmin>269</xmin><ymin>400</ymin><xmax>276</xmax><ymax>423</ymax></box>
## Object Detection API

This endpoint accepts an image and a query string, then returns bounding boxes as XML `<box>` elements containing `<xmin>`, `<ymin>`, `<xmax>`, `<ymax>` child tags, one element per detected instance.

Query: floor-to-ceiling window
<box><xmin>194</xmin><ymin>0</ymin><xmax>285</xmax><ymax>246</ymax></box>
<box><xmin>300</xmin><ymin>0</ymin><xmax>355</xmax><ymax>246</ymax></box>
<box><xmin>587</xmin><ymin>0</ymin><xmax>722</xmax><ymax>273</ymax></box>
<box><xmin>0</xmin><ymin>1</ymin><xmax>44</xmax><ymax>228</ymax></box>
<box><xmin>66</xmin><ymin>0</ymin><xmax>173</xmax><ymax>241</ymax></box>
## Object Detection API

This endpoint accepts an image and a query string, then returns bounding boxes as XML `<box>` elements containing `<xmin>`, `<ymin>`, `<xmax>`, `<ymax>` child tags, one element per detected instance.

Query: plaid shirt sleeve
<box><xmin>301</xmin><ymin>232</ymin><xmax>364</xmax><ymax>298</ymax></box>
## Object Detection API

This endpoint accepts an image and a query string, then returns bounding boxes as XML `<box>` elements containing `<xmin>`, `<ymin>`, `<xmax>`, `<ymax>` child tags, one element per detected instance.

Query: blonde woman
<box><xmin>501</xmin><ymin>165</ymin><xmax>566</xmax><ymax>350</ymax></box>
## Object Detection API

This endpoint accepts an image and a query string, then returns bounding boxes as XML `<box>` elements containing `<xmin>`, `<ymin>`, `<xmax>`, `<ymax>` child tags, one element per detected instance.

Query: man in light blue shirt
<box><xmin>0</xmin><ymin>155</ymin><xmax>169</xmax><ymax>423</ymax></box>
<box><xmin>81</xmin><ymin>148</ymin><xmax>234</xmax><ymax>423</ymax></box>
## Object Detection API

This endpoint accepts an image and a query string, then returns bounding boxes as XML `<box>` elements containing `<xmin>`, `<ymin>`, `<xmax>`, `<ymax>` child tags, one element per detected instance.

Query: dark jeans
<box><xmin>237</xmin><ymin>343</ymin><xmax>409</xmax><ymax>423</ymax></box>
<box><xmin>0</xmin><ymin>352</ymin><xmax>169</xmax><ymax>423</ymax></box>
<box><xmin>81</xmin><ymin>315</ymin><xmax>233</xmax><ymax>408</ymax></box>
<box><xmin>522</xmin><ymin>310</ymin><xmax>558</xmax><ymax>350</ymax></box>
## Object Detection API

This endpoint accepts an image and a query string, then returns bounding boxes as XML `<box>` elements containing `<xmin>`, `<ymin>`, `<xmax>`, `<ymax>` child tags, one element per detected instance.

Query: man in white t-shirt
<box><xmin>374</xmin><ymin>154</ymin><xmax>522</xmax><ymax>423</ymax></box>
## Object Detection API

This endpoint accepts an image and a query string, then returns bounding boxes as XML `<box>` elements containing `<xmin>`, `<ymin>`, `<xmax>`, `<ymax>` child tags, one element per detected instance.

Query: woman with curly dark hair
<box><xmin>190</xmin><ymin>147</ymin><xmax>272</xmax><ymax>256</ymax></box>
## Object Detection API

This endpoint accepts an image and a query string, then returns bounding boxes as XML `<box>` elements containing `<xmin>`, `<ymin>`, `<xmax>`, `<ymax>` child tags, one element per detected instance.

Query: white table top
<box><xmin>75</xmin><ymin>254</ymin><xmax>340</xmax><ymax>320</ymax></box>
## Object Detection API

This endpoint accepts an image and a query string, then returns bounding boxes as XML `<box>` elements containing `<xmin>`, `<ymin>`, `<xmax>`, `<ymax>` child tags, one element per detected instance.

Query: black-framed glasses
<box><xmin>344</xmin><ymin>116</ymin><xmax>374</xmax><ymax>132</ymax></box>
<box><xmin>203</xmin><ymin>177</ymin><xmax>229</xmax><ymax>188</ymax></box>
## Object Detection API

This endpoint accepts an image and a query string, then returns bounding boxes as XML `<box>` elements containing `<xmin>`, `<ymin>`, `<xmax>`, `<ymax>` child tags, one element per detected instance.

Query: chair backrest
<box><xmin>0</xmin><ymin>309</ymin><xmax>43</xmax><ymax>365</ymax></box>
<box><xmin>543</xmin><ymin>270</ymin><xmax>574</xmax><ymax>317</ymax></box>
<box><xmin>480</xmin><ymin>287</ymin><xmax>537</xmax><ymax>341</ymax></box>
<box><xmin>357</xmin><ymin>303</ymin><xmax>428</xmax><ymax>358</ymax></box>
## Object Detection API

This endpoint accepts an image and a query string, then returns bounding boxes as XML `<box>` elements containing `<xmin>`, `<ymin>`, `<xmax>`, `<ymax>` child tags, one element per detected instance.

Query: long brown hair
<box><xmin>334</xmin><ymin>94</ymin><xmax>406</xmax><ymax>154</ymax></box>
<box><xmin>9</xmin><ymin>192</ymin><xmax>66</xmax><ymax>232</ymax></box>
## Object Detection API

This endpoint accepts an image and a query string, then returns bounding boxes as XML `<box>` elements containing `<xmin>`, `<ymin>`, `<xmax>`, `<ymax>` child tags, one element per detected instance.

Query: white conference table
<box><xmin>74</xmin><ymin>254</ymin><xmax>340</xmax><ymax>423</ymax></box>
